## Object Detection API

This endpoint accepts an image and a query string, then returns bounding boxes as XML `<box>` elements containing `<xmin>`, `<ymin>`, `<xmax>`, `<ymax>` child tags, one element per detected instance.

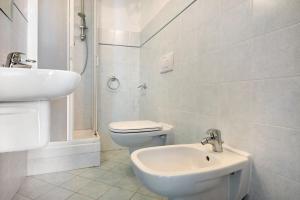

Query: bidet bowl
<box><xmin>131</xmin><ymin>144</ymin><xmax>251</xmax><ymax>200</ymax></box>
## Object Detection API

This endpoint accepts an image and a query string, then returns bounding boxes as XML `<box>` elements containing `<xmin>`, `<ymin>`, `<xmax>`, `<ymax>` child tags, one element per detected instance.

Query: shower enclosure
<box><xmin>27</xmin><ymin>0</ymin><xmax>100</xmax><ymax>175</ymax></box>
<box><xmin>69</xmin><ymin>0</ymin><xmax>98</xmax><ymax>141</ymax></box>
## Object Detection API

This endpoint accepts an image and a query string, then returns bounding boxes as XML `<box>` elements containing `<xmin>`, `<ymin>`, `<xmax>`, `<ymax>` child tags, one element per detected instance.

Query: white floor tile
<box><xmin>77</xmin><ymin>181</ymin><xmax>111</xmax><ymax>199</ymax></box>
<box><xmin>67</xmin><ymin>168</ymin><xmax>89</xmax><ymax>175</ymax></box>
<box><xmin>35</xmin><ymin>187</ymin><xmax>73</xmax><ymax>200</ymax></box>
<box><xmin>111</xmin><ymin>163</ymin><xmax>134</xmax><ymax>177</ymax></box>
<box><xmin>130</xmin><ymin>193</ymin><xmax>160</xmax><ymax>200</ymax></box>
<box><xmin>78</xmin><ymin>168</ymin><xmax>108</xmax><ymax>179</ymax></box>
<box><xmin>99</xmin><ymin>187</ymin><xmax>134</xmax><ymax>200</ymax></box>
<box><xmin>14</xmin><ymin>150</ymin><xmax>165</xmax><ymax>200</ymax></box>
<box><xmin>18</xmin><ymin>177</ymin><xmax>55</xmax><ymax>199</ymax></box>
<box><xmin>137</xmin><ymin>186</ymin><xmax>164</xmax><ymax>199</ymax></box>
<box><xmin>99</xmin><ymin>160</ymin><xmax>119</xmax><ymax>170</ymax></box>
<box><xmin>92</xmin><ymin>170</ymin><xmax>124</xmax><ymax>185</ymax></box>
<box><xmin>61</xmin><ymin>176</ymin><xmax>92</xmax><ymax>192</ymax></box>
<box><xmin>115</xmin><ymin>176</ymin><xmax>141</xmax><ymax>192</ymax></box>
<box><xmin>66</xmin><ymin>193</ymin><xmax>94</xmax><ymax>200</ymax></box>
<box><xmin>34</xmin><ymin>172</ymin><xmax>75</xmax><ymax>186</ymax></box>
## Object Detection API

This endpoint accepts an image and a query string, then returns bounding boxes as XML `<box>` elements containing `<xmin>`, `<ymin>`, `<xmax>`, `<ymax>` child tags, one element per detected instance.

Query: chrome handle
<box><xmin>25</xmin><ymin>59</ymin><xmax>37</xmax><ymax>63</ymax></box>
<box><xmin>206</xmin><ymin>129</ymin><xmax>221</xmax><ymax>138</ymax></box>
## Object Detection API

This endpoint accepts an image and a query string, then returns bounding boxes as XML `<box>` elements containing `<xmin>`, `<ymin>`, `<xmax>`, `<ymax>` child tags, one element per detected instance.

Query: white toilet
<box><xmin>109</xmin><ymin>120</ymin><xmax>174</xmax><ymax>153</ymax></box>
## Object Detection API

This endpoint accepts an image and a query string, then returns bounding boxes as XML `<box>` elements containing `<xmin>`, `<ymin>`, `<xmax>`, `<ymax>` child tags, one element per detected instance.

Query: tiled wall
<box><xmin>99</xmin><ymin>29</ymin><xmax>140</xmax><ymax>47</ymax></box>
<box><xmin>140</xmin><ymin>0</ymin><xmax>195</xmax><ymax>44</ymax></box>
<box><xmin>97</xmin><ymin>0</ymin><xmax>140</xmax><ymax>150</ymax></box>
<box><xmin>140</xmin><ymin>0</ymin><xmax>170</xmax><ymax>29</ymax></box>
<box><xmin>139</xmin><ymin>0</ymin><xmax>300</xmax><ymax>199</ymax></box>
<box><xmin>98</xmin><ymin>0</ymin><xmax>141</xmax><ymax>32</ymax></box>
<box><xmin>0</xmin><ymin>2</ymin><xmax>28</xmax><ymax>199</ymax></box>
<box><xmin>0</xmin><ymin>2</ymin><xmax>28</xmax><ymax>66</ymax></box>
<box><xmin>98</xmin><ymin>45</ymin><xmax>140</xmax><ymax>150</ymax></box>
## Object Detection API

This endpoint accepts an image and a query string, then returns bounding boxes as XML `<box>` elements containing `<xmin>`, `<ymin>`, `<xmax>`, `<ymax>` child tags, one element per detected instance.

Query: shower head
<box><xmin>78</xmin><ymin>12</ymin><xmax>86</xmax><ymax>18</ymax></box>
<box><xmin>78</xmin><ymin>12</ymin><xmax>87</xmax><ymax>27</ymax></box>
<box><xmin>78</xmin><ymin>11</ymin><xmax>87</xmax><ymax>41</ymax></box>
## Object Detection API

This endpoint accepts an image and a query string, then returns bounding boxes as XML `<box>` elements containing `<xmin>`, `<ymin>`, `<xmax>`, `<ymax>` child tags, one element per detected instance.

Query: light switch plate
<box><xmin>160</xmin><ymin>52</ymin><xmax>174</xmax><ymax>74</ymax></box>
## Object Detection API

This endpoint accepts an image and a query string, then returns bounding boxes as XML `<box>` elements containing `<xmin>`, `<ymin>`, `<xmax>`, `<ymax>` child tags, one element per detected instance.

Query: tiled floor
<box><xmin>13</xmin><ymin>150</ymin><xmax>166</xmax><ymax>200</ymax></box>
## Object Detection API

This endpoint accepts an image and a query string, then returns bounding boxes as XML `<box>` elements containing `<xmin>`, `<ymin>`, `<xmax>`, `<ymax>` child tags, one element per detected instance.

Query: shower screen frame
<box><xmin>67</xmin><ymin>0</ymin><xmax>98</xmax><ymax>141</ymax></box>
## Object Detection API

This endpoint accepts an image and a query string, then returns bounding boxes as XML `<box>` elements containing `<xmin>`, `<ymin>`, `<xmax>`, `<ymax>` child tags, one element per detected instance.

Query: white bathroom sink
<box><xmin>0</xmin><ymin>68</ymin><xmax>81</xmax><ymax>101</ymax></box>
<box><xmin>0</xmin><ymin>68</ymin><xmax>80</xmax><ymax>153</ymax></box>
<box><xmin>131</xmin><ymin>144</ymin><xmax>251</xmax><ymax>200</ymax></box>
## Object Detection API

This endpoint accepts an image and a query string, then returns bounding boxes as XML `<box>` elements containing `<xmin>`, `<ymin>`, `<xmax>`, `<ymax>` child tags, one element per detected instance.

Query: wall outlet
<box><xmin>160</xmin><ymin>52</ymin><xmax>174</xmax><ymax>74</ymax></box>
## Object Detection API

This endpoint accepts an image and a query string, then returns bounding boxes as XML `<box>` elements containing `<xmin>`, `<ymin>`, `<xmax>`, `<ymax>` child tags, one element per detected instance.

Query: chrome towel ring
<box><xmin>107</xmin><ymin>76</ymin><xmax>120</xmax><ymax>90</ymax></box>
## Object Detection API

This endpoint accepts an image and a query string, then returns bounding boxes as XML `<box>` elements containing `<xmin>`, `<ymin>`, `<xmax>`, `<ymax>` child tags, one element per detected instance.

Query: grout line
<box><xmin>252</xmin><ymin>122</ymin><xmax>300</xmax><ymax>132</ymax></box>
<box><xmin>98</xmin><ymin>43</ymin><xmax>141</xmax><ymax>48</ymax></box>
<box><xmin>140</xmin><ymin>0</ymin><xmax>198</xmax><ymax>47</ymax></box>
<box><xmin>217</xmin><ymin>74</ymin><xmax>300</xmax><ymax>84</ymax></box>
<box><xmin>129</xmin><ymin>192</ymin><xmax>137</xmax><ymax>200</ymax></box>
<box><xmin>15</xmin><ymin>193</ymin><xmax>34</xmax><ymax>200</ymax></box>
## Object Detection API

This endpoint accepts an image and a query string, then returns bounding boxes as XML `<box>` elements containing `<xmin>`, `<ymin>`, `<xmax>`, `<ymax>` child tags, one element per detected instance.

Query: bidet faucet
<box><xmin>201</xmin><ymin>129</ymin><xmax>223</xmax><ymax>152</ymax></box>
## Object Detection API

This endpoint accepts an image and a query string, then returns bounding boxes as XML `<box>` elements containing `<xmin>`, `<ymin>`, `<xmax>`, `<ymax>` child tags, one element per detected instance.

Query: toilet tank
<box><xmin>0</xmin><ymin>101</ymin><xmax>50</xmax><ymax>153</ymax></box>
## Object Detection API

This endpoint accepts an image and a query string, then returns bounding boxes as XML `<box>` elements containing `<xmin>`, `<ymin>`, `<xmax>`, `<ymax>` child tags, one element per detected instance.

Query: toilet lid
<box><xmin>109</xmin><ymin>120</ymin><xmax>163</xmax><ymax>133</ymax></box>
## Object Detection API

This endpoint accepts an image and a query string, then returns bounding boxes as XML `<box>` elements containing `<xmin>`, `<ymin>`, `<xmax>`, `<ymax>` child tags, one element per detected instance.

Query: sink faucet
<box><xmin>201</xmin><ymin>129</ymin><xmax>223</xmax><ymax>152</ymax></box>
<box><xmin>4</xmin><ymin>52</ymin><xmax>36</xmax><ymax>68</ymax></box>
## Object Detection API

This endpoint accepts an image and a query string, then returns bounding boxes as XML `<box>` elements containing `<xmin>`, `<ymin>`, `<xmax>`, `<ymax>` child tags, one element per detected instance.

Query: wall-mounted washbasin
<box><xmin>0</xmin><ymin>68</ymin><xmax>81</xmax><ymax>101</ymax></box>
<box><xmin>0</xmin><ymin>68</ymin><xmax>81</xmax><ymax>153</ymax></box>
<box><xmin>131</xmin><ymin>144</ymin><xmax>251</xmax><ymax>200</ymax></box>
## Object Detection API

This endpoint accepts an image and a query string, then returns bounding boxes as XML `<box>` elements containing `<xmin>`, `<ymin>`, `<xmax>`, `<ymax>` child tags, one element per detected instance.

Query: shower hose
<box><xmin>80</xmin><ymin>39</ymin><xmax>88</xmax><ymax>75</ymax></box>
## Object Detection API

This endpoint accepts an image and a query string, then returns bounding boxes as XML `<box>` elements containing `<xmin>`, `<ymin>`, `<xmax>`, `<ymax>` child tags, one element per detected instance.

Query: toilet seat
<box><xmin>109</xmin><ymin>120</ymin><xmax>163</xmax><ymax>133</ymax></box>
<box><xmin>109</xmin><ymin>121</ymin><xmax>174</xmax><ymax>153</ymax></box>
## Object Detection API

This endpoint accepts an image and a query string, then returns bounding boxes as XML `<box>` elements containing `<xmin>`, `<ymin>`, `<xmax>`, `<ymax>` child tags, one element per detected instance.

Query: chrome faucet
<box><xmin>4</xmin><ymin>52</ymin><xmax>36</xmax><ymax>68</ymax></box>
<box><xmin>201</xmin><ymin>129</ymin><xmax>223</xmax><ymax>152</ymax></box>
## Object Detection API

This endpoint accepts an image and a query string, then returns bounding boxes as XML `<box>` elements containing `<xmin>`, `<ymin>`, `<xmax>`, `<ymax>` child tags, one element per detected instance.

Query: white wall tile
<box><xmin>253</xmin><ymin>0</ymin><xmax>300</xmax><ymax>36</ymax></box>
<box><xmin>99</xmin><ymin>29</ymin><xmax>115</xmax><ymax>44</ymax></box>
<box><xmin>252</xmin><ymin>125</ymin><xmax>300</xmax><ymax>183</ymax></box>
<box><xmin>221</xmin><ymin>0</ymin><xmax>247</xmax><ymax>11</ymax></box>
<box><xmin>220</xmin><ymin>0</ymin><xmax>253</xmax><ymax>47</ymax></box>
<box><xmin>218</xmin><ymin>41</ymin><xmax>252</xmax><ymax>82</ymax></box>
<box><xmin>251</xmin><ymin>165</ymin><xmax>300</xmax><ymax>200</ymax></box>
<box><xmin>98</xmin><ymin>0</ymin><xmax>141</xmax><ymax>32</ymax></box>
<box><xmin>251</xmin><ymin>24</ymin><xmax>300</xmax><ymax>79</ymax></box>
<box><xmin>254</xmin><ymin>78</ymin><xmax>300</xmax><ymax>129</ymax></box>
<box><xmin>114</xmin><ymin>30</ymin><xmax>129</xmax><ymax>46</ymax></box>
